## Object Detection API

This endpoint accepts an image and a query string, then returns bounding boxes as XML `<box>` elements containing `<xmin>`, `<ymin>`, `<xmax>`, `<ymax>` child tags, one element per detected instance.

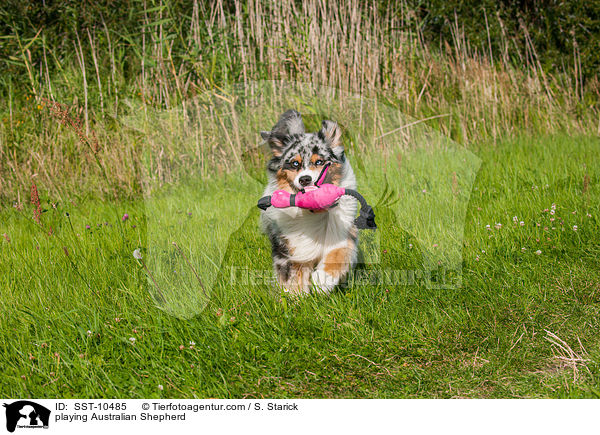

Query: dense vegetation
<box><xmin>3</xmin><ymin>0</ymin><xmax>599</xmax><ymax>86</ymax></box>
<box><xmin>415</xmin><ymin>0</ymin><xmax>600</xmax><ymax>80</ymax></box>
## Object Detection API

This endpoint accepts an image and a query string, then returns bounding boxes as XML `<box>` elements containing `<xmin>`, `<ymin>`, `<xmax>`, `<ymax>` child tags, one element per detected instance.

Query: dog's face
<box><xmin>262</xmin><ymin>111</ymin><xmax>346</xmax><ymax>192</ymax></box>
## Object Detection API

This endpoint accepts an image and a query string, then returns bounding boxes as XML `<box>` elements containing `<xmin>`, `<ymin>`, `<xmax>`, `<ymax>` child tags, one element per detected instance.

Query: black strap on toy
<box><xmin>315</xmin><ymin>162</ymin><xmax>331</xmax><ymax>186</ymax></box>
<box><xmin>345</xmin><ymin>189</ymin><xmax>377</xmax><ymax>229</ymax></box>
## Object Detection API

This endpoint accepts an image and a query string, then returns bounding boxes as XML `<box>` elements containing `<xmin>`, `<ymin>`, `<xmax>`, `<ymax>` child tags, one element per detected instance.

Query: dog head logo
<box><xmin>3</xmin><ymin>401</ymin><xmax>50</xmax><ymax>432</ymax></box>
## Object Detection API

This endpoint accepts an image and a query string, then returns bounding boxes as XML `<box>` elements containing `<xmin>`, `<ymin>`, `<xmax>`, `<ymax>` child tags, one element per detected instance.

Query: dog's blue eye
<box><xmin>291</xmin><ymin>161</ymin><xmax>300</xmax><ymax>168</ymax></box>
<box><xmin>315</xmin><ymin>160</ymin><xmax>324</xmax><ymax>166</ymax></box>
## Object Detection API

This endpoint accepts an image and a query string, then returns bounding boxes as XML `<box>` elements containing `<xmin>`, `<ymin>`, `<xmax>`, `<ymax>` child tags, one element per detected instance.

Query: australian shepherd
<box><xmin>259</xmin><ymin>110</ymin><xmax>358</xmax><ymax>296</ymax></box>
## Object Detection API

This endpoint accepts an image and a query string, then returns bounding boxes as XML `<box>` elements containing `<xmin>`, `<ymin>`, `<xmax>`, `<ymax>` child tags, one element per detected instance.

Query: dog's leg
<box><xmin>275</xmin><ymin>260</ymin><xmax>312</xmax><ymax>296</ymax></box>
<box><xmin>269</xmin><ymin>231</ymin><xmax>311</xmax><ymax>296</ymax></box>
<box><xmin>311</xmin><ymin>239</ymin><xmax>357</xmax><ymax>294</ymax></box>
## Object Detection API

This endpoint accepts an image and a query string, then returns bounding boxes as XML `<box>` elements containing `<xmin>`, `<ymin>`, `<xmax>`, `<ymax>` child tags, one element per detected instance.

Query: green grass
<box><xmin>1</xmin><ymin>133</ymin><xmax>599</xmax><ymax>398</ymax></box>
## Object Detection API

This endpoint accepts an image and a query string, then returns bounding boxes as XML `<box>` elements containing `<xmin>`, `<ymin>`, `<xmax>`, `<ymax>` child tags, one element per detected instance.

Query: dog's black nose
<box><xmin>299</xmin><ymin>175</ymin><xmax>312</xmax><ymax>187</ymax></box>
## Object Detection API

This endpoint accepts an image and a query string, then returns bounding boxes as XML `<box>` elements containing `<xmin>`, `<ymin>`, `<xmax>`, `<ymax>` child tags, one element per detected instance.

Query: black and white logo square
<box><xmin>3</xmin><ymin>401</ymin><xmax>50</xmax><ymax>433</ymax></box>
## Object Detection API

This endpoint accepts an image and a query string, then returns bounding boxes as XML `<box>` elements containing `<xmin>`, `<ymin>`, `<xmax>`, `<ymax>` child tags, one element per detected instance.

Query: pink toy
<box><xmin>257</xmin><ymin>163</ymin><xmax>376</xmax><ymax>229</ymax></box>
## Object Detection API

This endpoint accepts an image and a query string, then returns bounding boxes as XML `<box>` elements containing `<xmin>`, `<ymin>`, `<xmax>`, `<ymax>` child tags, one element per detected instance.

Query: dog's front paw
<box><xmin>310</xmin><ymin>269</ymin><xmax>337</xmax><ymax>294</ymax></box>
<box><xmin>281</xmin><ymin>286</ymin><xmax>310</xmax><ymax>298</ymax></box>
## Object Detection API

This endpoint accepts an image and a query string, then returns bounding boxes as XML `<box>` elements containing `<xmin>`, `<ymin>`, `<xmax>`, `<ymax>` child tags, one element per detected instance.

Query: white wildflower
<box><xmin>133</xmin><ymin>249</ymin><xmax>142</xmax><ymax>260</ymax></box>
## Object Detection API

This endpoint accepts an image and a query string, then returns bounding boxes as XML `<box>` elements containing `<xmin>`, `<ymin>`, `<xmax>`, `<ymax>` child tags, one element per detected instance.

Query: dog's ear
<box><xmin>272</xmin><ymin>109</ymin><xmax>305</xmax><ymax>136</ymax></box>
<box><xmin>319</xmin><ymin>120</ymin><xmax>343</xmax><ymax>157</ymax></box>
<box><xmin>260</xmin><ymin>131</ymin><xmax>270</xmax><ymax>141</ymax></box>
<box><xmin>260</xmin><ymin>131</ymin><xmax>285</xmax><ymax>157</ymax></box>
<box><xmin>261</xmin><ymin>110</ymin><xmax>305</xmax><ymax>157</ymax></box>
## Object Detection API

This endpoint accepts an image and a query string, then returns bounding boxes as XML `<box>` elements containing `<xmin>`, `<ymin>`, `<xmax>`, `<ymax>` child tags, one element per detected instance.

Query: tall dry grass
<box><xmin>0</xmin><ymin>0</ymin><xmax>598</xmax><ymax>202</ymax></box>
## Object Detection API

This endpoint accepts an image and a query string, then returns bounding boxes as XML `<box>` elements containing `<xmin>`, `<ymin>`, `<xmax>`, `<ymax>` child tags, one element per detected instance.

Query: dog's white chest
<box><xmin>267</xmin><ymin>196</ymin><xmax>357</xmax><ymax>263</ymax></box>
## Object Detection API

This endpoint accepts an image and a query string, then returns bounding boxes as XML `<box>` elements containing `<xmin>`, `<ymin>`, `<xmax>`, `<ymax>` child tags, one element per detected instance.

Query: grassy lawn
<box><xmin>1</xmin><ymin>133</ymin><xmax>599</xmax><ymax>398</ymax></box>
